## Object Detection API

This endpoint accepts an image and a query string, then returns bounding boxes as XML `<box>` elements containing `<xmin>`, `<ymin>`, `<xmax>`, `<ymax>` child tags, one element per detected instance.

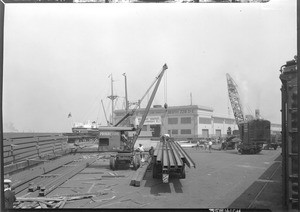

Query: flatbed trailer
<box><xmin>152</xmin><ymin>136</ymin><xmax>195</xmax><ymax>183</ymax></box>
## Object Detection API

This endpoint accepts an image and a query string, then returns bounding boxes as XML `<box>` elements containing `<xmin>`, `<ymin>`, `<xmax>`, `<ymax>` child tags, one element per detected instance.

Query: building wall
<box><xmin>114</xmin><ymin>104</ymin><xmax>238</xmax><ymax>139</ymax></box>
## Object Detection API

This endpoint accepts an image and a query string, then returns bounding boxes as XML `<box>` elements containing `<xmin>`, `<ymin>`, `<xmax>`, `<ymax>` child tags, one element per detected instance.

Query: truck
<box><xmin>226</xmin><ymin>73</ymin><xmax>271</xmax><ymax>154</ymax></box>
<box><xmin>237</xmin><ymin>119</ymin><xmax>271</xmax><ymax>154</ymax></box>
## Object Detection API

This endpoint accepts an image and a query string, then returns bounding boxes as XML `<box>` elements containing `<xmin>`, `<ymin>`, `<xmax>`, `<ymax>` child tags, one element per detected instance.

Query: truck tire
<box><xmin>110</xmin><ymin>157</ymin><xmax>117</xmax><ymax>170</ymax></box>
<box><xmin>180</xmin><ymin>168</ymin><xmax>186</xmax><ymax>179</ymax></box>
<box><xmin>153</xmin><ymin>164</ymin><xmax>158</xmax><ymax>178</ymax></box>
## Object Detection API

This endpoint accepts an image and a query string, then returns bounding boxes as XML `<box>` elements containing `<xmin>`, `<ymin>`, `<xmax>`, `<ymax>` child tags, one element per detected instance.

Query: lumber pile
<box><xmin>3</xmin><ymin>134</ymin><xmax>71</xmax><ymax>174</ymax></box>
<box><xmin>15</xmin><ymin>191</ymin><xmax>108</xmax><ymax>209</ymax></box>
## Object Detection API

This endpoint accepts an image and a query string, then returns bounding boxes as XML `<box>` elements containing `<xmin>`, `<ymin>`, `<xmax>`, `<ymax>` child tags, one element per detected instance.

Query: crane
<box><xmin>226</xmin><ymin>73</ymin><xmax>244</xmax><ymax>126</ymax></box>
<box><xmin>225</xmin><ymin>73</ymin><xmax>271</xmax><ymax>154</ymax></box>
<box><xmin>108</xmin><ymin>64</ymin><xmax>168</xmax><ymax>170</ymax></box>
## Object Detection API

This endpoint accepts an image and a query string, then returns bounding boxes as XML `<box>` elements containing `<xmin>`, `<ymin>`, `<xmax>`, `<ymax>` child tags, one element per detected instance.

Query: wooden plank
<box><xmin>17</xmin><ymin>197</ymin><xmax>63</xmax><ymax>202</ymax></box>
<box><xmin>3</xmin><ymin>137</ymin><xmax>37</xmax><ymax>146</ymax></box>
<box><xmin>59</xmin><ymin>198</ymin><xmax>67</xmax><ymax>208</ymax></box>
<box><xmin>130</xmin><ymin>171</ymin><xmax>139</xmax><ymax>186</ymax></box>
<box><xmin>3</xmin><ymin>134</ymin><xmax>66</xmax><ymax>144</ymax></box>
<box><xmin>134</xmin><ymin>156</ymin><xmax>152</xmax><ymax>187</ymax></box>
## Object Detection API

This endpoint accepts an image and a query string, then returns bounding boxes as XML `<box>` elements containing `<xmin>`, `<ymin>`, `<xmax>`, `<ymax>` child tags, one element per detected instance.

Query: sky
<box><xmin>2</xmin><ymin>0</ymin><xmax>297</xmax><ymax>132</ymax></box>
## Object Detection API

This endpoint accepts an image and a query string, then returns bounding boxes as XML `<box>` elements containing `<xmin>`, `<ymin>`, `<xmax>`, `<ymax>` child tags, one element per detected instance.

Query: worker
<box><xmin>149</xmin><ymin>146</ymin><xmax>154</xmax><ymax>156</ymax></box>
<box><xmin>121</xmin><ymin>131</ymin><xmax>129</xmax><ymax>150</ymax></box>
<box><xmin>196</xmin><ymin>140</ymin><xmax>200</xmax><ymax>150</ymax></box>
<box><xmin>137</xmin><ymin>144</ymin><xmax>145</xmax><ymax>162</ymax></box>
<box><xmin>148</xmin><ymin>146</ymin><xmax>155</xmax><ymax>169</ymax></box>
<box><xmin>208</xmin><ymin>140</ymin><xmax>213</xmax><ymax>153</ymax></box>
<box><xmin>4</xmin><ymin>179</ymin><xmax>16</xmax><ymax>209</ymax></box>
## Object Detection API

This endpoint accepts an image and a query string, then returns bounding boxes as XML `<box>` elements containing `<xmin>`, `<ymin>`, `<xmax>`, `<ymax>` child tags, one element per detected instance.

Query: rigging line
<box><xmin>164</xmin><ymin>69</ymin><xmax>167</xmax><ymax>104</ymax></box>
<box><xmin>166</xmin><ymin>69</ymin><xmax>168</xmax><ymax>103</ymax></box>
<box><xmin>96</xmin><ymin>102</ymin><xmax>102</xmax><ymax>124</ymax></box>
<box><xmin>81</xmin><ymin>95</ymin><xmax>100</xmax><ymax>122</ymax></box>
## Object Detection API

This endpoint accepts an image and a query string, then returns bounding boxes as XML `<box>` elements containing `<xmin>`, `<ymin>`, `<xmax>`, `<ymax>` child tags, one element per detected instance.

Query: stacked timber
<box><xmin>3</xmin><ymin>134</ymin><xmax>71</xmax><ymax>174</ymax></box>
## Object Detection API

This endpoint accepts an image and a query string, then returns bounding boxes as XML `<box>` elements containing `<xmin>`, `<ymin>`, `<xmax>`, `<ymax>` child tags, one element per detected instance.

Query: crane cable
<box><xmin>164</xmin><ymin>68</ymin><xmax>168</xmax><ymax>105</ymax></box>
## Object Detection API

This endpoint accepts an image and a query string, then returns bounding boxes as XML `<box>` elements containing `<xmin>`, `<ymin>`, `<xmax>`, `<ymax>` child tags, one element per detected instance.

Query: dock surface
<box><xmin>11</xmin><ymin>145</ymin><xmax>282</xmax><ymax>210</ymax></box>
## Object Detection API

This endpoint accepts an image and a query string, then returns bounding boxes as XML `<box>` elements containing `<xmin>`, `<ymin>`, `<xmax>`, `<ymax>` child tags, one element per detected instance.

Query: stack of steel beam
<box><xmin>11</xmin><ymin>155</ymin><xmax>78</xmax><ymax>194</ymax></box>
<box><xmin>153</xmin><ymin>140</ymin><xmax>195</xmax><ymax>172</ymax></box>
<box><xmin>38</xmin><ymin>157</ymin><xmax>97</xmax><ymax>196</ymax></box>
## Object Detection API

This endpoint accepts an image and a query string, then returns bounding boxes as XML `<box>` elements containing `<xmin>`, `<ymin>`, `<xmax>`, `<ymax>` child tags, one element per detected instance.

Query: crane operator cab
<box><xmin>95</xmin><ymin>126</ymin><xmax>136</xmax><ymax>152</ymax></box>
<box><xmin>95</xmin><ymin>126</ymin><xmax>141</xmax><ymax>170</ymax></box>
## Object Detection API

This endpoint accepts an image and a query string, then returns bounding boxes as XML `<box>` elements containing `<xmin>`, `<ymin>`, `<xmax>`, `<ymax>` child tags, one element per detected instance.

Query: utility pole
<box><xmin>190</xmin><ymin>92</ymin><xmax>193</xmax><ymax>105</ymax></box>
<box><xmin>123</xmin><ymin>73</ymin><xmax>129</xmax><ymax>113</ymax></box>
<box><xmin>107</xmin><ymin>74</ymin><xmax>118</xmax><ymax>125</ymax></box>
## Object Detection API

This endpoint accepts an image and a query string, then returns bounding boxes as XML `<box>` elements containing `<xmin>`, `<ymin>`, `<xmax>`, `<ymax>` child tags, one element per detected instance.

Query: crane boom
<box><xmin>114</xmin><ymin>66</ymin><xmax>167</xmax><ymax>127</ymax></box>
<box><xmin>101</xmin><ymin>99</ymin><xmax>110</xmax><ymax>126</ymax></box>
<box><xmin>131</xmin><ymin>64</ymin><xmax>168</xmax><ymax>149</ymax></box>
<box><xmin>226</xmin><ymin>73</ymin><xmax>244</xmax><ymax>127</ymax></box>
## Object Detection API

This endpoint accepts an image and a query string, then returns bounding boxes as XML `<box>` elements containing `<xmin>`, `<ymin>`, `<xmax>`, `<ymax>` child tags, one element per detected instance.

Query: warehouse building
<box><xmin>114</xmin><ymin>104</ymin><xmax>238</xmax><ymax>140</ymax></box>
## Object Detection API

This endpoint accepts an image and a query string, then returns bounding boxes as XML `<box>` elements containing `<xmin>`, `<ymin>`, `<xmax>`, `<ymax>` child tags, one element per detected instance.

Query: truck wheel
<box><xmin>274</xmin><ymin>145</ymin><xmax>278</xmax><ymax>150</ymax></box>
<box><xmin>110</xmin><ymin>157</ymin><xmax>117</xmax><ymax>170</ymax></box>
<box><xmin>153</xmin><ymin>164</ymin><xmax>158</xmax><ymax>178</ymax></box>
<box><xmin>181</xmin><ymin>168</ymin><xmax>186</xmax><ymax>179</ymax></box>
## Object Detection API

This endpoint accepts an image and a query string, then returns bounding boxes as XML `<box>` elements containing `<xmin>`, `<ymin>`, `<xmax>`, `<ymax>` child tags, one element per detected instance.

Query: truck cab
<box><xmin>89</xmin><ymin>126</ymin><xmax>136</xmax><ymax>152</ymax></box>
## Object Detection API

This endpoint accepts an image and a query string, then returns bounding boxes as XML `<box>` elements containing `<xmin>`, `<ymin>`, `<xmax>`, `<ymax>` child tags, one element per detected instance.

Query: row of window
<box><xmin>170</xmin><ymin>129</ymin><xmax>192</xmax><ymax>135</ymax></box>
<box><xmin>168</xmin><ymin>117</ymin><xmax>235</xmax><ymax>125</ymax></box>
<box><xmin>168</xmin><ymin>129</ymin><xmax>223</xmax><ymax>136</ymax></box>
<box><xmin>168</xmin><ymin>117</ymin><xmax>192</xmax><ymax>124</ymax></box>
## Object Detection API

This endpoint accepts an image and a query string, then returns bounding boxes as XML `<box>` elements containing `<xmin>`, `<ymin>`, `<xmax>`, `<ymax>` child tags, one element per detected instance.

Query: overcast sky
<box><xmin>3</xmin><ymin>0</ymin><xmax>296</xmax><ymax>132</ymax></box>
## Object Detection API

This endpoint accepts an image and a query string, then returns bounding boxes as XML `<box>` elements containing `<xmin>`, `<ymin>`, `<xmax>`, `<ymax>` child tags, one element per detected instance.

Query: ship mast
<box><xmin>107</xmin><ymin>74</ymin><xmax>118</xmax><ymax>125</ymax></box>
<box><xmin>123</xmin><ymin>73</ymin><xmax>129</xmax><ymax>113</ymax></box>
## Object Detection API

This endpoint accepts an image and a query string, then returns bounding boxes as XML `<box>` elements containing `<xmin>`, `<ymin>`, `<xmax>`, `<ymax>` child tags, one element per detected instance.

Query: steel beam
<box><xmin>169</xmin><ymin>142</ymin><xmax>183</xmax><ymax>167</ymax></box>
<box><xmin>39</xmin><ymin>158</ymin><xmax>96</xmax><ymax>196</ymax></box>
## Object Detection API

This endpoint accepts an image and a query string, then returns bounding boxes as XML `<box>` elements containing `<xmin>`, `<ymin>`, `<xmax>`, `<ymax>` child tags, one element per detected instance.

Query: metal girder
<box><xmin>174</xmin><ymin>142</ymin><xmax>196</xmax><ymax>168</ymax></box>
<box><xmin>39</xmin><ymin>158</ymin><xmax>96</xmax><ymax>196</ymax></box>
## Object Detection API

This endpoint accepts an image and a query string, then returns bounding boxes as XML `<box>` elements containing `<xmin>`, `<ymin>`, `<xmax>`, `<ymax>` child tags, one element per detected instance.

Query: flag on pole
<box><xmin>68</xmin><ymin>113</ymin><xmax>72</xmax><ymax>118</ymax></box>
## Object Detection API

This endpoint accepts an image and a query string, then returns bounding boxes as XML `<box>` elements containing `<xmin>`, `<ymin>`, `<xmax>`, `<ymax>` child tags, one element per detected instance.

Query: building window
<box><xmin>142</xmin><ymin>125</ymin><xmax>147</xmax><ymax>131</ymax></box>
<box><xmin>172</xmin><ymin>129</ymin><xmax>178</xmax><ymax>134</ymax></box>
<box><xmin>224</xmin><ymin>119</ymin><xmax>234</xmax><ymax>124</ymax></box>
<box><xmin>168</xmin><ymin>118</ymin><xmax>178</xmax><ymax>124</ymax></box>
<box><xmin>213</xmin><ymin>117</ymin><xmax>224</xmax><ymax>124</ymax></box>
<box><xmin>181</xmin><ymin>117</ymin><xmax>191</xmax><ymax>124</ymax></box>
<box><xmin>216</xmin><ymin>129</ymin><xmax>221</xmax><ymax>137</ymax></box>
<box><xmin>202</xmin><ymin>129</ymin><xmax>209</xmax><ymax>138</ymax></box>
<box><xmin>199</xmin><ymin>117</ymin><xmax>211</xmax><ymax>124</ymax></box>
<box><xmin>181</xmin><ymin>129</ymin><xmax>191</xmax><ymax>134</ymax></box>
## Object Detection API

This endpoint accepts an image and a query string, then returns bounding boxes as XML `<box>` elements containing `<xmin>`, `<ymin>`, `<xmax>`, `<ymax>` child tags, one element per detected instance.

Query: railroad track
<box><xmin>247</xmin><ymin>161</ymin><xmax>282</xmax><ymax>209</ymax></box>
